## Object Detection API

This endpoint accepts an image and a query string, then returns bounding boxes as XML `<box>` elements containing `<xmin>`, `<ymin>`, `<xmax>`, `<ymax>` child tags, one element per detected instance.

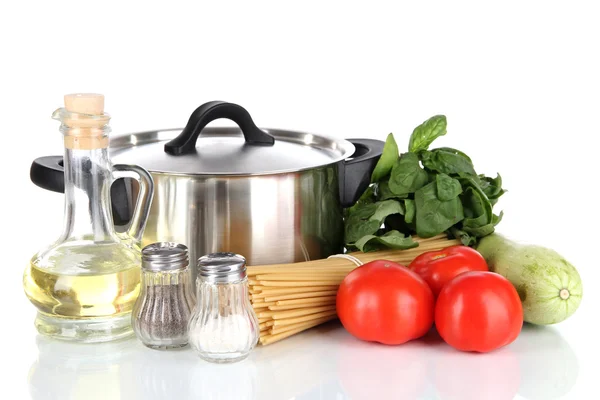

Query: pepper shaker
<box><xmin>132</xmin><ymin>242</ymin><xmax>195</xmax><ymax>349</ymax></box>
<box><xmin>188</xmin><ymin>253</ymin><xmax>259</xmax><ymax>363</ymax></box>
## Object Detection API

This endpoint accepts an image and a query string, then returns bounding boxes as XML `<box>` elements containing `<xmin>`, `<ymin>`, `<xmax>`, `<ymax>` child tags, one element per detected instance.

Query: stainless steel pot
<box><xmin>31</xmin><ymin>101</ymin><xmax>383</xmax><ymax>277</ymax></box>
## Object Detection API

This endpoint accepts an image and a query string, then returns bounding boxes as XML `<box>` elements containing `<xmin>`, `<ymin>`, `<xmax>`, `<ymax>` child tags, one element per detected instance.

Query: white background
<box><xmin>1</xmin><ymin>1</ymin><xmax>599</xmax><ymax>399</ymax></box>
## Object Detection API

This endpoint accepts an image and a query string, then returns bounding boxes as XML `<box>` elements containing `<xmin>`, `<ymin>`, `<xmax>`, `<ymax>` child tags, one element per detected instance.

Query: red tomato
<box><xmin>336</xmin><ymin>260</ymin><xmax>435</xmax><ymax>345</ymax></box>
<box><xmin>409</xmin><ymin>245</ymin><xmax>488</xmax><ymax>297</ymax></box>
<box><xmin>435</xmin><ymin>271</ymin><xmax>523</xmax><ymax>353</ymax></box>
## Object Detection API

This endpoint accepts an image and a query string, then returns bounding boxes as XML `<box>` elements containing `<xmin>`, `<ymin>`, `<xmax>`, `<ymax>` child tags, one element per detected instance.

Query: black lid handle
<box><xmin>164</xmin><ymin>101</ymin><xmax>275</xmax><ymax>155</ymax></box>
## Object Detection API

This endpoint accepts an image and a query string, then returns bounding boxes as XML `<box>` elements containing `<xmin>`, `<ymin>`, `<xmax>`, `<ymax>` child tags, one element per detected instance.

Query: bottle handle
<box><xmin>112</xmin><ymin>164</ymin><xmax>154</xmax><ymax>243</ymax></box>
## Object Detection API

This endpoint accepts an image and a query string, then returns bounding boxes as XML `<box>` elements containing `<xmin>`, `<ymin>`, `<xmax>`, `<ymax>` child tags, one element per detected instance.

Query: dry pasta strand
<box><xmin>259</xmin><ymin>321</ymin><xmax>270</xmax><ymax>330</ymax></box>
<box><xmin>255</xmin><ymin>273</ymin><xmax>349</xmax><ymax>281</ymax></box>
<box><xmin>270</xmin><ymin>305</ymin><xmax>337</xmax><ymax>320</ymax></box>
<box><xmin>276</xmin><ymin>296</ymin><xmax>337</xmax><ymax>306</ymax></box>
<box><xmin>269</xmin><ymin>316</ymin><xmax>337</xmax><ymax>336</ymax></box>
<box><xmin>268</xmin><ymin>310</ymin><xmax>339</xmax><ymax>327</ymax></box>
<box><xmin>264</xmin><ymin>290</ymin><xmax>338</xmax><ymax>302</ymax></box>
<box><xmin>268</xmin><ymin>300</ymin><xmax>335</xmax><ymax>311</ymax></box>
<box><xmin>258</xmin><ymin>280</ymin><xmax>343</xmax><ymax>287</ymax></box>
<box><xmin>258</xmin><ymin>305</ymin><xmax>333</xmax><ymax>319</ymax></box>
<box><xmin>260</xmin><ymin>318</ymin><xmax>338</xmax><ymax>345</ymax></box>
<box><xmin>259</xmin><ymin>326</ymin><xmax>307</xmax><ymax>345</ymax></box>
<box><xmin>252</xmin><ymin>301</ymin><xmax>276</xmax><ymax>308</ymax></box>
<box><xmin>253</xmin><ymin>286</ymin><xmax>339</xmax><ymax>294</ymax></box>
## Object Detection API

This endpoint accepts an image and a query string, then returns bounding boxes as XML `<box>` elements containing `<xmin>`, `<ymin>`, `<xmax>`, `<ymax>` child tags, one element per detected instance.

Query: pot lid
<box><xmin>109</xmin><ymin>101</ymin><xmax>354</xmax><ymax>176</ymax></box>
<box><xmin>110</xmin><ymin>127</ymin><xmax>354</xmax><ymax>175</ymax></box>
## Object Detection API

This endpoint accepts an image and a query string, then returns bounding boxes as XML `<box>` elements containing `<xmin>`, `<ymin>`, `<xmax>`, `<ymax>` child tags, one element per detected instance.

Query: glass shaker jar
<box><xmin>189</xmin><ymin>253</ymin><xmax>259</xmax><ymax>363</ymax></box>
<box><xmin>132</xmin><ymin>242</ymin><xmax>195</xmax><ymax>349</ymax></box>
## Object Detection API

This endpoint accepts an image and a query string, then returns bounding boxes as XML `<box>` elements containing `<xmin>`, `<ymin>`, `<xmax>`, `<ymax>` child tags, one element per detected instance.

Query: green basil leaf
<box><xmin>371</xmin><ymin>199</ymin><xmax>405</xmax><ymax>221</ymax></box>
<box><xmin>404</xmin><ymin>199</ymin><xmax>416</xmax><ymax>224</ymax></box>
<box><xmin>415</xmin><ymin>182</ymin><xmax>464</xmax><ymax>237</ymax></box>
<box><xmin>345</xmin><ymin>186</ymin><xmax>376</xmax><ymax>217</ymax></box>
<box><xmin>459</xmin><ymin>176</ymin><xmax>493</xmax><ymax>226</ymax></box>
<box><xmin>421</xmin><ymin>148</ymin><xmax>477</xmax><ymax>176</ymax></box>
<box><xmin>478</xmin><ymin>174</ymin><xmax>506</xmax><ymax>206</ymax></box>
<box><xmin>354</xmin><ymin>230</ymin><xmax>419</xmax><ymax>252</ymax></box>
<box><xmin>436</xmin><ymin>173</ymin><xmax>462</xmax><ymax>201</ymax></box>
<box><xmin>461</xmin><ymin>187</ymin><xmax>489</xmax><ymax>228</ymax></box>
<box><xmin>344</xmin><ymin>202</ymin><xmax>378</xmax><ymax>243</ymax></box>
<box><xmin>371</xmin><ymin>133</ymin><xmax>399</xmax><ymax>182</ymax></box>
<box><xmin>463</xmin><ymin>223</ymin><xmax>496</xmax><ymax>237</ymax></box>
<box><xmin>476</xmin><ymin>175</ymin><xmax>491</xmax><ymax>193</ymax></box>
<box><xmin>436</xmin><ymin>147</ymin><xmax>473</xmax><ymax>163</ymax></box>
<box><xmin>347</xmin><ymin>201</ymin><xmax>377</xmax><ymax>219</ymax></box>
<box><xmin>376</xmin><ymin>181</ymin><xmax>408</xmax><ymax>201</ymax></box>
<box><xmin>344</xmin><ymin>200</ymin><xmax>404</xmax><ymax>244</ymax></box>
<box><xmin>459</xmin><ymin>185</ymin><xmax>499</xmax><ymax>238</ymax></box>
<box><xmin>389</xmin><ymin>152</ymin><xmax>429</xmax><ymax>195</ymax></box>
<box><xmin>492</xmin><ymin>211</ymin><xmax>504</xmax><ymax>226</ymax></box>
<box><xmin>408</xmin><ymin>115</ymin><xmax>447</xmax><ymax>153</ymax></box>
<box><xmin>345</xmin><ymin>219</ymin><xmax>382</xmax><ymax>244</ymax></box>
<box><xmin>449</xmin><ymin>227</ymin><xmax>477</xmax><ymax>246</ymax></box>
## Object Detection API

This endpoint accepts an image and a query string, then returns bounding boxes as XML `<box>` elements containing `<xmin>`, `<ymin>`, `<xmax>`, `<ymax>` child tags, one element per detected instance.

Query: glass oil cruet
<box><xmin>23</xmin><ymin>93</ymin><xmax>154</xmax><ymax>343</ymax></box>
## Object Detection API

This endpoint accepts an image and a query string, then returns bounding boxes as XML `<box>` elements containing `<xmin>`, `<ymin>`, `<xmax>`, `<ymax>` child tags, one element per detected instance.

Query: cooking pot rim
<box><xmin>109</xmin><ymin>126</ymin><xmax>357</xmax><ymax>177</ymax></box>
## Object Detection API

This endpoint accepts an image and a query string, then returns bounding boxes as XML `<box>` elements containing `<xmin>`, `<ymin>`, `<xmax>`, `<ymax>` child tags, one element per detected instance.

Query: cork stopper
<box><xmin>64</xmin><ymin>93</ymin><xmax>105</xmax><ymax>115</ymax></box>
<box><xmin>61</xmin><ymin>93</ymin><xmax>110</xmax><ymax>150</ymax></box>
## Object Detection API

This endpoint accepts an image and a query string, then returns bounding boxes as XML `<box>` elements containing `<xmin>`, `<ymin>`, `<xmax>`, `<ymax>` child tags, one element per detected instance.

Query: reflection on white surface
<box><xmin>252</xmin><ymin>322</ymin><xmax>342</xmax><ymax>399</ymax></box>
<box><xmin>432</xmin><ymin>338</ymin><xmax>520</xmax><ymax>400</ymax></box>
<box><xmin>335</xmin><ymin>331</ymin><xmax>431</xmax><ymax>399</ymax></box>
<box><xmin>128</xmin><ymin>343</ymin><xmax>194</xmax><ymax>399</ymax></box>
<box><xmin>512</xmin><ymin>324</ymin><xmax>579</xmax><ymax>400</ymax></box>
<box><xmin>28</xmin><ymin>336</ymin><xmax>137</xmax><ymax>400</ymax></box>
<box><xmin>27</xmin><ymin>321</ymin><xmax>579</xmax><ymax>400</ymax></box>
<box><xmin>189</xmin><ymin>359</ymin><xmax>258</xmax><ymax>400</ymax></box>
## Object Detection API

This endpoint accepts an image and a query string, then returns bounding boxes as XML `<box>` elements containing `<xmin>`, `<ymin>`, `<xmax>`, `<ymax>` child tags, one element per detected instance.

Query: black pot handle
<box><xmin>30</xmin><ymin>156</ymin><xmax>134</xmax><ymax>226</ymax></box>
<box><xmin>340</xmin><ymin>139</ymin><xmax>385</xmax><ymax>208</ymax></box>
<box><xmin>164</xmin><ymin>101</ymin><xmax>275</xmax><ymax>155</ymax></box>
<box><xmin>30</xmin><ymin>156</ymin><xmax>65</xmax><ymax>193</ymax></box>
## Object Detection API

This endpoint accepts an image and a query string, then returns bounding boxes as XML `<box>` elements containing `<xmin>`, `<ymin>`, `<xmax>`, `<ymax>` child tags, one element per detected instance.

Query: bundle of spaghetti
<box><xmin>248</xmin><ymin>234</ymin><xmax>460</xmax><ymax>345</ymax></box>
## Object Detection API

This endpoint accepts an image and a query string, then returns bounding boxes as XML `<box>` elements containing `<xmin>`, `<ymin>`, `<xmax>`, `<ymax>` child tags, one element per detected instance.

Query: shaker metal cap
<box><xmin>198</xmin><ymin>252</ymin><xmax>246</xmax><ymax>283</ymax></box>
<box><xmin>142</xmin><ymin>242</ymin><xmax>189</xmax><ymax>271</ymax></box>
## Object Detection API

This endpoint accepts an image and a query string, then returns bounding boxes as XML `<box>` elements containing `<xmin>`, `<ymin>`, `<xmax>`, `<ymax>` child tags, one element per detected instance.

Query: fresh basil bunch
<box><xmin>344</xmin><ymin>115</ymin><xmax>505</xmax><ymax>252</ymax></box>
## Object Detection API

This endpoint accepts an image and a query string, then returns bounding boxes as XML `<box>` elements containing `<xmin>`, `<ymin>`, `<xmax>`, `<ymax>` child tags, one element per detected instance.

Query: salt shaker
<box><xmin>188</xmin><ymin>253</ymin><xmax>259</xmax><ymax>363</ymax></box>
<box><xmin>132</xmin><ymin>242</ymin><xmax>195</xmax><ymax>349</ymax></box>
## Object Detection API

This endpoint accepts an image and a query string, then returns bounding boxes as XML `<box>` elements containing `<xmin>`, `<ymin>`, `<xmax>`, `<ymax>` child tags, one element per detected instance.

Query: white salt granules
<box><xmin>190</xmin><ymin>314</ymin><xmax>252</xmax><ymax>354</ymax></box>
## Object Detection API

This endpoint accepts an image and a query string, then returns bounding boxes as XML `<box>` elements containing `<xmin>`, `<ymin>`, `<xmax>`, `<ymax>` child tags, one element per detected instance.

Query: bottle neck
<box><xmin>60</xmin><ymin>142</ymin><xmax>118</xmax><ymax>242</ymax></box>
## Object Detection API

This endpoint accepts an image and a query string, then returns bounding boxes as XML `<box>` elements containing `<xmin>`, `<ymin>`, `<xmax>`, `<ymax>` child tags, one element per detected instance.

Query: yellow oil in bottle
<box><xmin>23</xmin><ymin>242</ymin><xmax>142</xmax><ymax>342</ymax></box>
